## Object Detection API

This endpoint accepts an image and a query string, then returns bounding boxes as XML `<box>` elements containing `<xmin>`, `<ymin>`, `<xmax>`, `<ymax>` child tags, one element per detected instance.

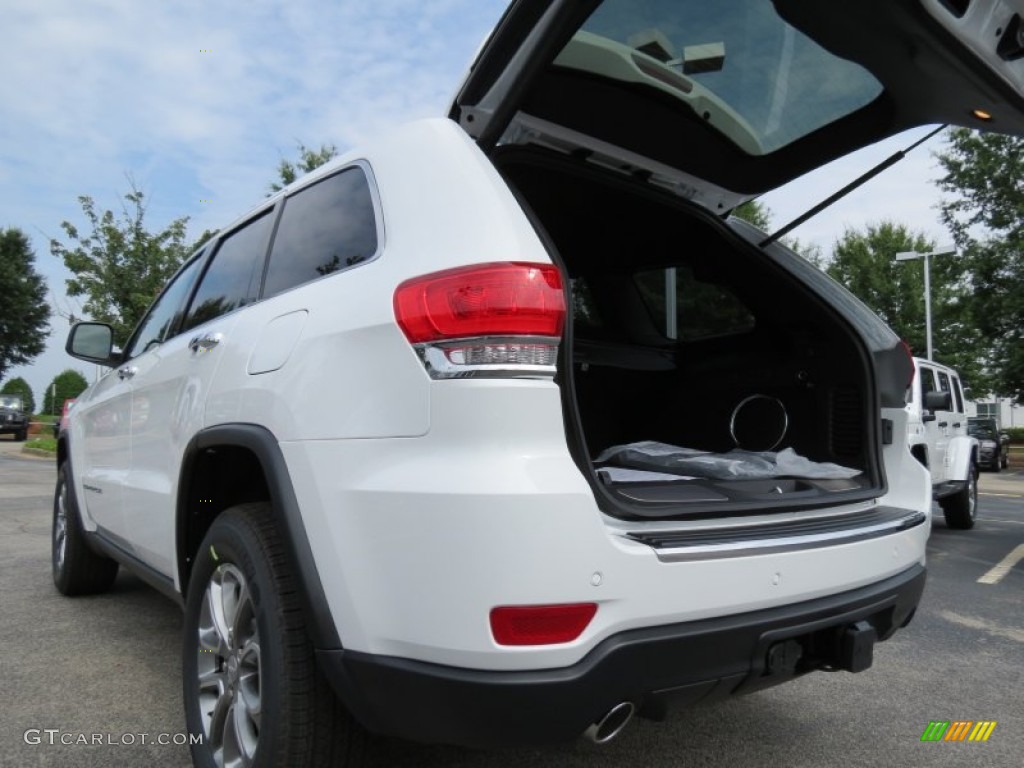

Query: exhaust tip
<box><xmin>584</xmin><ymin>701</ymin><xmax>635</xmax><ymax>744</ymax></box>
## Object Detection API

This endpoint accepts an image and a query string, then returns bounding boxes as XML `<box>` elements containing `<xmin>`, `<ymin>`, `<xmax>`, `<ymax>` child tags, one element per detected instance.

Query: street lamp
<box><xmin>894</xmin><ymin>244</ymin><xmax>956</xmax><ymax>361</ymax></box>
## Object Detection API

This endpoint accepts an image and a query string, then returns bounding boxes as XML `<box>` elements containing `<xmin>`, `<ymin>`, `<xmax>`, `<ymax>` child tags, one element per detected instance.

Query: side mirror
<box><xmin>922</xmin><ymin>410</ymin><xmax>937</xmax><ymax>424</ymax></box>
<box><xmin>66</xmin><ymin>322</ymin><xmax>119</xmax><ymax>366</ymax></box>
<box><xmin>924</xmin><ymin>390</ymin><xmax>952</xmax><ymax>411</ymax></box>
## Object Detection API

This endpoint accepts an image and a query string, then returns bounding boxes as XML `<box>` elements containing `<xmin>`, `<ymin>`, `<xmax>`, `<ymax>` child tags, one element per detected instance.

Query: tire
<box><xmin>1001</xmin><ymin>449</ymin><xmax>1009</xmax><ymax>470</ymax></box>
<box><xmin>16</xmin><ymin>428</ymin><xmax>27</xmax><ymax>442</ymax></box>
<box><xmin>941</xmin><ymin>462</ymin><xmax>978</xmax><ymax>530</ymax></box>
<box><xmin>52</xmin><ymin>463</ymin><xmax>119</xmax><ymax>595</ymax></box>
<box><xmin>183</xmin><ymin>503</ymin><xmax>368</xmax><ymax>768</ymax></box>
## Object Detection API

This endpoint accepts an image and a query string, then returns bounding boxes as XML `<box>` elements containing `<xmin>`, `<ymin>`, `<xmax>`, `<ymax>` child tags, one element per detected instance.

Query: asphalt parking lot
<box><xmin>1</xmin><ymin>439</ymin><xmax>1021</xmax><ymax>768</ymax></box>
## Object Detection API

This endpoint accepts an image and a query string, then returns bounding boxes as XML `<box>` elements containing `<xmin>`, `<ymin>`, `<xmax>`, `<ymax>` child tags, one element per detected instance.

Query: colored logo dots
<box><xmin>921</xmin><ymin>720</ymin><xmax>997</xmax><ymax>742</ymax></box>
<box><xmin>199</xmin><ymin>200</ymin><xmax>212</xmax><ymax>203</ymax></box>
<box><xmin>199</xmin><ymin>49</ymin><xmax>213</xmax><ymax>53</ymax></box>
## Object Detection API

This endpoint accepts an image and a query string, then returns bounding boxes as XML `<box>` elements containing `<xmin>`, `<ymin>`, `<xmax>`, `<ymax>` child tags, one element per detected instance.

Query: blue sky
<box><xmin>2</xmin><ymin>0</ymin><xmax>953</xmax><ymax>408</ymax></box>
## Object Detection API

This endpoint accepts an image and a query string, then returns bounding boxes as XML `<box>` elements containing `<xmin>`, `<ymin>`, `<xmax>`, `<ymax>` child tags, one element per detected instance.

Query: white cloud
<box><xmin>1</xmin><ymin>0</ymin><xmax>508</xmax><ymax>401</ymax></box>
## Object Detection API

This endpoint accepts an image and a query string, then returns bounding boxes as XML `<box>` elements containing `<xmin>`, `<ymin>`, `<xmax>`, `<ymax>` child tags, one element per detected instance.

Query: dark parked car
<box><xmin>968</xmin><ymin>417</ymin><xmax>1010</xmax><ymax>471</ymax></box>
<box><xmin>0</xmin><ymin>395</ymin><xmax>29</xmax><ymax>441</ymax></box>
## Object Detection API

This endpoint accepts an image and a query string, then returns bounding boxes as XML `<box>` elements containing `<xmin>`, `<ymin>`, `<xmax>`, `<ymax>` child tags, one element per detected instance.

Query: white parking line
<box><xmin>977</xmin><ymin>543</ymin><xmax>1024</xmax><ymax>585</ymax></box>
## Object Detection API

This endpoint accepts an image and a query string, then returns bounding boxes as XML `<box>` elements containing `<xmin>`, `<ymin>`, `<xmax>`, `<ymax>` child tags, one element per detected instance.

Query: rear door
<box><xmin>123</xmin><ymin>211</ymin><xmax>275</xmax><ymax>575</ymax></box>
<box><xmin>934</xmin><ymin>368</ymin><xmax>957</xmax><ymax>481</ymax></box>
<box><xmin>452</xmin><ymin>0</ymin><xmax>1024</xmax><ymax>211</ymax></box>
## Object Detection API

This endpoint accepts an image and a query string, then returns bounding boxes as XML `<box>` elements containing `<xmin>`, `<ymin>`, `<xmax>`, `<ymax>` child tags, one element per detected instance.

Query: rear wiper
<box><xmin>760</xmin><ymin>124</ymin><xmax>947</xmax><ymax>248</ymax></box>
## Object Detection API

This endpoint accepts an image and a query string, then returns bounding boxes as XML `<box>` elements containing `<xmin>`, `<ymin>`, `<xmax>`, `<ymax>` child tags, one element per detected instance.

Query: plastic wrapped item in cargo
<box><xmin>594</xmin><ymin>441</ymin><xmax>861</xmax><ymax>480</ymax></box>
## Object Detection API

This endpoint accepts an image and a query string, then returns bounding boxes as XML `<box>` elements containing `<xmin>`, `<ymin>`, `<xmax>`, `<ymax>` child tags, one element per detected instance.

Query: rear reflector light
<box><xmin>490</xmin><ymin>603</ymin><xmax>597</xmax><ymax>646</ymax></box>
<box><xmin>394</xmin><ymin>263</ymin><xmax>565</xmax><ymax>379</ymax></box>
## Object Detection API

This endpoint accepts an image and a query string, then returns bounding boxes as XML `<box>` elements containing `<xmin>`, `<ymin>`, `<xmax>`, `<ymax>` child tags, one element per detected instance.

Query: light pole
<box><xmin>894</xmin><ymin>245</ymin><xmax>955</xmax><ymax>361</ymax></box>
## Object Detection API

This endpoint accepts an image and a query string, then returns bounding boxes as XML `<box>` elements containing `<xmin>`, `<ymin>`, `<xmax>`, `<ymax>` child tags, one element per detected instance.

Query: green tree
<box><xmin>0</xmin><ymin>228</ymin><xmax>50</xmax><ymax>385</ymax></box>
<box><xmin>732</xmin><ymin>200</ymin><xmax>824</xmax><ymax>266</ymax></box>
<box><xmin>42</xmin><ymin>369</ymin><xmax>89</xmax><ymax>415</ymax></box>
<box><xmin>1</xmin><ymin>376</ymin><xmax>36</xmax><ymax>415</ymax></box>
<box><xmin>732</xmin><ymin>200</ymin><xmax>773</xmax><ymax>231</ymax></box>
<box><xmin>268</xmin><ymin>142</ymin><xmax>338</xmax><ymax>195</ymax></box>
<box><xmin>936</xmin><ymin>127</ymin><xmax>1024</xmax><ymax>401</ymax></box>
<box><xmin>825</xmin><ymin>221</ymin><xmax>984</xmax><ymax>387</ymax></box>
<box><xmin>50</xmin><ymin>180</ymin><xmax>207</xmax><ymax>345</ymax></box>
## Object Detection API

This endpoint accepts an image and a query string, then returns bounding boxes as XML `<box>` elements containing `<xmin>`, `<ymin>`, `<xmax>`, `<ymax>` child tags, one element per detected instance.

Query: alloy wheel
<box><xmin>196</xmin><ymin>563</ymin><xmax>262</xmax><ymax>768</ymax></box>
<box><xmin>54</xmin><ymin>482</ymin><xmax>68</xmax><ymax>571</ymax></box>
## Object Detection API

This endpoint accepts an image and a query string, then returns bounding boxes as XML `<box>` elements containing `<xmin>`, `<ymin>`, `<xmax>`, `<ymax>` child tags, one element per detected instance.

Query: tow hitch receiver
<box><xmin>841</xmin><ymin>621</ymin><xmax>877</xmax><ymax>673</ymax></box>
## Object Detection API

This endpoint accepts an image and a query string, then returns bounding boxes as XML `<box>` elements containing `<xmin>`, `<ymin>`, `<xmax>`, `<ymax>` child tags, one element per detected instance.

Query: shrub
<box><xmin>1003</xmin><ymin>427</ymin><xmax>1024</xmax><ymax>443</ymax></box>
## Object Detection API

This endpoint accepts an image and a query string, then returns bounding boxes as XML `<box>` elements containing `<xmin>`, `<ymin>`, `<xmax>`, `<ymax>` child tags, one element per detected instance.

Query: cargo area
<box><xmin>497</xmin><ymin>148</ymin><xmax>885</xmax><ymax>520</ymax></box>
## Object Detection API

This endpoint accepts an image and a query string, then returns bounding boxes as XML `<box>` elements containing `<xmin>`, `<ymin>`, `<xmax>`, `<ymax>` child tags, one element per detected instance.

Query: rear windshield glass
<box><xmin>558</xmin><ymin>0</ymin><xmax>883</xmax><ymax>155</ymax></box>
<box><xmin>968</xmin><ymin>421</ymin><xmax>996</xmax><ymax>439</ymax></box>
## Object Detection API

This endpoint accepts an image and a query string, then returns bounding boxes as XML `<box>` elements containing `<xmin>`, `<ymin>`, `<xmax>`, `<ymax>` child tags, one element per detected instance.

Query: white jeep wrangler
<box><xmin>906</xmin><ymin>357</ymin><xmax>979</xmax><ymax>529</ymax></box>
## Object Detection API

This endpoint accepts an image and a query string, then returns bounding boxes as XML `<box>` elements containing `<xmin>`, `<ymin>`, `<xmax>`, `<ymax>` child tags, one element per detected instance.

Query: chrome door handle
<box><xmin>117</xmin><ymin>366</ymin><xmax>137</xmax><ymax>380</ymax></box>
<box><xmin>189</xmin><ymin>333</ymin><xmax>223</xmax><ymax>353</ymax></box>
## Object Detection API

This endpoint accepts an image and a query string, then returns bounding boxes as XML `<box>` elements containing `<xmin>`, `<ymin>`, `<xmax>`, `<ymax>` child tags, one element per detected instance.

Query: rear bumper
<box><xmin>319</xmin><ymin>563</ymin><xmax>925</xmax><ymax>748</ymax></box>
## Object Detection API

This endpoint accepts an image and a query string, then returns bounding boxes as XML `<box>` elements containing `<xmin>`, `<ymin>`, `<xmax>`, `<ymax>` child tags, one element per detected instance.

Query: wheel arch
<box><xmin>947</xmin><ymin>436</ymin><xmax>979</xmax><ymax>482</ymax></box>
<box><xmin>908</xmin><ymin>440</ymin><xmax>928</xmax><ymax>469</ymax></box>
<box><xmin>177</xmin><ymin>423</ymin><xmax>342</xmax><ymax>649</ymax></box>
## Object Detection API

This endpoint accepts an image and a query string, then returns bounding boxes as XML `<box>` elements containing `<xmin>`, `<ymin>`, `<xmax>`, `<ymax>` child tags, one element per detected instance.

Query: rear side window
<box><xmin>263</xmin><ymin>167</ymin><xmax>378</xmax><ymax>299</ymax></box>
<box><xmin>918</xmin><ymin>367</ymin><xmax>936</xmax><ymax>405</ymax></box>
<box><xmin>183</xmin><ymin>212</ymin><xmax>274</xmax><ymax>332</ymax></box>
<box><xmin>572</xmin><ymin>278</ymin><xmax>605</xmax><ymax>333</ymax></box>
<box><xmin>936</xmin><ymin>371</ymin><xmax>953</xmax><ymax>411</ymax></box>
<box><xmin>634</xmin><ymin>266</ymin><xmax>755</xmax><ymax>341</ymax></box>
<box><xmin>951</xmin><ymin>375</ymin><xmax>965</xmax><ymax>413</ymax></box>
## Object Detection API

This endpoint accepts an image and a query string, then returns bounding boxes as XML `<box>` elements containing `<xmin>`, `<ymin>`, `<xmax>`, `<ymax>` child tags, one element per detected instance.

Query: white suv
<box><xmin>52</xmin><ymin>1</ymin><xmax>1024</xmax><ymax>765</ymax></box>
<box><xmin>906</xmin><ymin>357</ymin><xmax>979</xmax><ymax>529</ymax></box>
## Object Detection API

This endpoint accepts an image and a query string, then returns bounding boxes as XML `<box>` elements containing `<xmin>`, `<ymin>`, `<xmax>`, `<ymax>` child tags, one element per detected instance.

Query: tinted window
<box><xmin>936</xmin><ymin>371</ymin><xmax>953</xmax><ymax>411</ymax></box>
<box><xmin>952</xmin><ymin>376</ymin><xmax>965</xmax><ymax>413</ymax></box>
<box><xmin>968</xmin><ymin>420</ymin><xmax>996</xmax><ymax>439</ymax></box>
<box><xmin>126</xmin><ymin>255</ymin><xmax>205</xmax><ymax>359</ymax></box>
<box><xmin>568</xmin><ymin>0</ymin><xmax>883</xmax><ymax>154</ymax></box>
<box><xmin>635</xmin><ymin>266</ymin><xmax>755</xmax><ymax>341</ymax></box>
<box><xmin>263</xmin><ymin>167</ymin><xmax>378</xmax><ymax>298</ymax></box>
<box><xmin>572</xmin><ymin>278</ymin><xmax>605</xmax><ymax>333</ymax></box>
<box><xmin>183</xmin><ymin>212</ymin><xmax>273</xmax><ymax>332</ymax></box>
<box><xmin>918</xmin><ymin>367</ymin><xmax>935</xmax><ymax>405</ymax></box>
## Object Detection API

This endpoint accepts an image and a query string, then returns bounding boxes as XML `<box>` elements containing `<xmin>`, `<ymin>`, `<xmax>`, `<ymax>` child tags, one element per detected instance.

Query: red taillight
<box><xmin>394</xmin><ymin>263</ymin><xmax>565</xmax><ymax>343</ymax></box>
<box><xmin>489</xmin><ymin>603</ymin><xmax>597</xmax><ymax>646</ymax></box>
